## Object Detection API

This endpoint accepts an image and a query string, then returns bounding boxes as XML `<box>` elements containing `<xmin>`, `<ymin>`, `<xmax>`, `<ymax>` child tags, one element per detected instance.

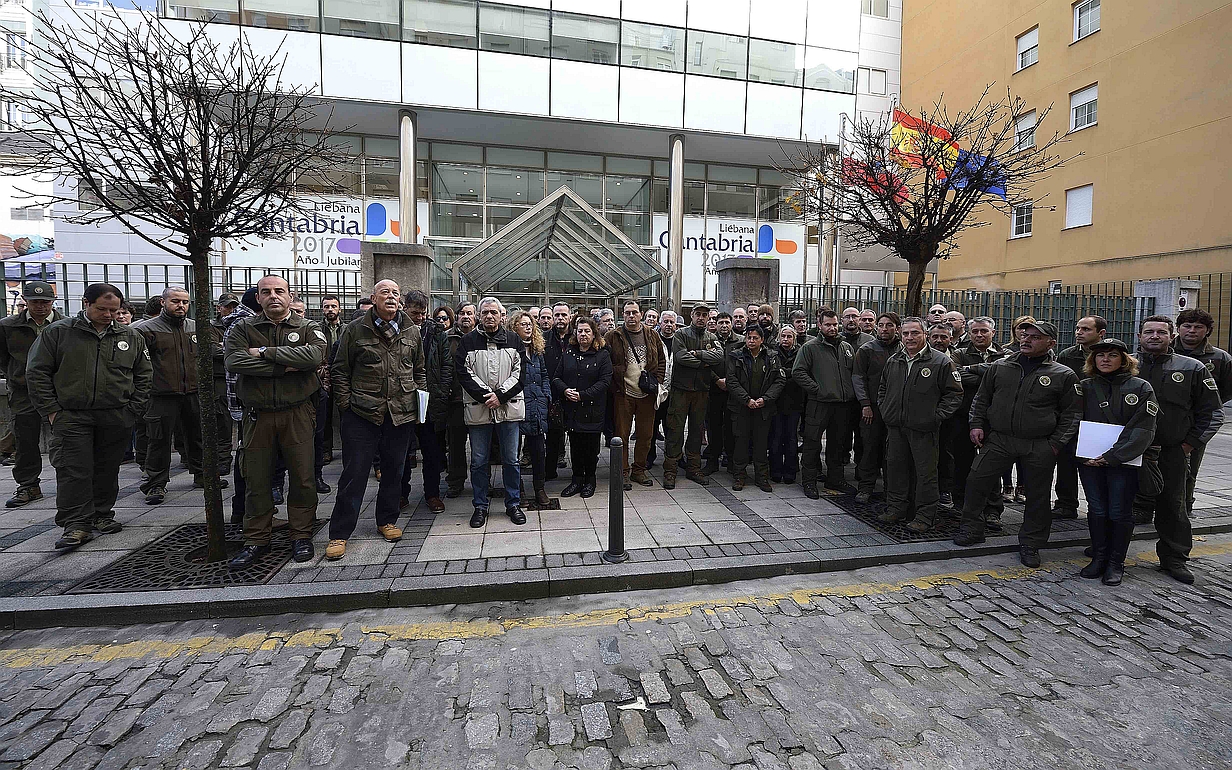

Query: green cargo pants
<box><xmin>731</xmin><ymin>410</ymin><xmax>771</xmax><ymax>484</ymax></box>
<box><xmin>664</xmin><ymin>389</ymin><xmax>708</xmax><ymax>472</ymax></box>
<box><xmin>958</xmin><ymin>432</ymin><xmax>1057</xmax><ymax>548</ymax></box>
<box><xmin>884</xmin><ymin>425</ymin><xmax>940</xmax><ymax>526</ymax></box>
<box><xmin>242</xmin><ymin>399</ymin><xmax>317</xmax><ymax>546</ymax></box>
<box><xmin>49</xmin><ymin>408</ymin><xmax>134</xmax><ymax>532</ymax></box>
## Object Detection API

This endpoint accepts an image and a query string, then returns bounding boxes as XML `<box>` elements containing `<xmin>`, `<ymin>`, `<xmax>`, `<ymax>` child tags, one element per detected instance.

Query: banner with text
<box><xmin>651</xmin><ymin>216</ymin><xmax>805</xmax><ymax>302</ymax></box>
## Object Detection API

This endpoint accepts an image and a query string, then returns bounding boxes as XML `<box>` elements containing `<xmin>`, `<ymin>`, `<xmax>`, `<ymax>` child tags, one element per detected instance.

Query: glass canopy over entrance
<box><xmin>449</xmin><ymin>186</ymin><xmax>665</xmax><ymax>305</ymax></box>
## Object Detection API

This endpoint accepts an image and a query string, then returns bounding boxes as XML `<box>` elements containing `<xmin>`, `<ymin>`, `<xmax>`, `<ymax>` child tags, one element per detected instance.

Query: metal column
<box><xmin>399</xmin><ymin>110</ymin><xmax>418</xmax><ymax>245</ymax></box>
<box><xmin>668</xmin><ymin>134</ymin><xmax>685</xmax><ymax>311</ymax></box>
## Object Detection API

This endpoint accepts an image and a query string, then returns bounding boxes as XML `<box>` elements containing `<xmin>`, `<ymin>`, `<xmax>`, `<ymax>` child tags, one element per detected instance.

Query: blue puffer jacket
<box><xmin>520</xmin><ymin>351</ymin><xmax>551</xmax><ymax>434</ymax></box>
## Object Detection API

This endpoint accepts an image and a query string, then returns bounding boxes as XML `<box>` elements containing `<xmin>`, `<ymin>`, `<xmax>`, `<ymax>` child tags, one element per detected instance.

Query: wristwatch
<box><xmin>258</xmin><ymin>346</ymin><xmax>268</xmax><ymax>358</ymax></box>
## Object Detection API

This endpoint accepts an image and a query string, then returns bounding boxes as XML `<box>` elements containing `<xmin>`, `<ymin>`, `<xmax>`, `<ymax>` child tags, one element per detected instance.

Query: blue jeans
<box><xmin>330</xmin><ymin>411</ymin><xmax>415</xmax><ymax>540</ymax></box>
<box><xmin>769</xmin><ymin>411</ymin><xmax>800</xmax><ymax>480</ymax></box>
<box><xmin>469</xmin><ymin>421</ymin><xmax>521</xmax><ymax>512</ymax></box>
<box><xmin>1079</xmin><ymin>463</ymin><xmax>1138</xmax><ymax>524</ymax></box>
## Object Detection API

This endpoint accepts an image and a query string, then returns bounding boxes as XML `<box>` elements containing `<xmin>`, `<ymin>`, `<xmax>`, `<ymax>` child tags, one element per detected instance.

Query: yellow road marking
<box><xmin>1</xmin><ymin>540</ymin><xmax>1229</xmax><ymax>669</ymax></box>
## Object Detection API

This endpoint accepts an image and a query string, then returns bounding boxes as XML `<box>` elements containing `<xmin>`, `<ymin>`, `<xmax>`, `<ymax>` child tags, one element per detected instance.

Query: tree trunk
<box><xmin>189</xmin><ymin>241</ymin><xmax>227</xmax><ymax>562</ymax></box>
<box><xmin>906</xmin><ymin>260</ymin><xmax>928</xmax><ymax>318</ymax></box>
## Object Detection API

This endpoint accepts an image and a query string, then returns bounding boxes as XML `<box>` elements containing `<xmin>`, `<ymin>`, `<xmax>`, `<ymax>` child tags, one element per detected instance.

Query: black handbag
<box><xmin>624</xmin><ymin>329</ymin><xmax>659</xmax><ymax>396</ymax></box>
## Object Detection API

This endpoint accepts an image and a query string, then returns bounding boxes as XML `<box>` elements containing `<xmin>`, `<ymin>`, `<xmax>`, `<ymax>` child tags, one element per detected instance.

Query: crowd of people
<box><xmin>1</xmin><ymin>278</ymin><xmax>1228</xmax><ymax>586</ymax></box>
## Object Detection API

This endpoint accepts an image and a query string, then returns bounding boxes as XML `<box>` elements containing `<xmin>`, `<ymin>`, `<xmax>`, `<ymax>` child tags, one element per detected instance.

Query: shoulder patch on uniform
<box><xmin>1124</xmin><ymin>393</ymin><xmax>1138</xmax><ymax>406</ymax></box>
<box><xmin>117</xmin><ymin>340</ymin><xmax>129</xmax><ymax>351</ymax></box>
<box><xmin>1172</xmin><ymin>371</ymin><xmax>1185</xmax><ymax>383</ymax></box>
<box><xmin>144</xmin><ymin>349</ymin><xmax>150</xmax><ymax>359</ymax></box>
<box><xmin>1146</xmin><ymin>400</ymin><xmax>1159</xmax><ymax>416</ymax></box>
<box><xmin>1074</xmin><ymin>383</ymin><xmax>1083</xmax><ymax>395</ymax></box>
<box><xmin>287</xmin><ymin>332</ymin><xmax>300</xmax><ymax>342</ymax></box>
<box><xmin>1205</xmin><ymin>377</ymin><xmax>1219</xmax><ymax>391</ymax></box>
<box><xmin>315</xmin><ymin>330</ymin><xmax>326</xmax><ymax>340</ymax></box>
<box><xmin>920</xmin><ymin>367</ymin><xmax>931</xmax><ymax>378</ymax></box>
<box><xmin>1039</xmin><ymin>375</ymin><xmax>1051</xmax><ymax>386</ymax></box>
<box><xmin>953</xmin><ymin>370</ymin><xmax>962</xmax><ymax>382</ymax></box>
<box><xmin>191</xmin><ymin>334</ymin><xmax>197</xmax><ymax>343</ymax></box>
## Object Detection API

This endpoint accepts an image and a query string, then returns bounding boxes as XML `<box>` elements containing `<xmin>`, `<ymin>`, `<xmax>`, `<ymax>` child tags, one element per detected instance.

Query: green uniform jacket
<box><xmin>132</xmin><ymin>311</ymin><xmax>198</xmax><ymax>395</ymax></box>
<box><xmin>842</xmin><ymin>330</ymin><xmax>874</xmax><ymax>356</ymax></box>
<box><xmin>708</xmin><ymin>331</ymin><xmax>745</xmax><ymax>385</ymax></box>
<box><xmin>1137</xmin><ymin>351</ymin><xmax>1225</xmax><ymax>448</ymax></box>
<box><xmin>1057</xmin><ymin>343</ymin><xmax>1090</xmax><ymax>378</ymax></box>
<box><xmin>1077</xmin><ymin>373</ymin><xmax>1158</xmax><ymax>465</ymax></box>
<box><xmin>877</xmin><ymin>346</ymin><xmax>964</xmax><ymax>432</ymax></box>
<box><xmin>725</xmin><ymin>347</ymin><xmax>786</xmax><ymax>422</ymax></box>
<box><xmin>224</xmin><ymin>311</ymin><xmax>325</xmax><ymax>412</ymax></box>
<box><xmin>792</xmin><ymin>333</ymin><xmax>856</xmax><ymax>404</ymax></box>
<box><xmin>26</xmin><ymin>312</ymin><xmax>152</xmax><ymax>419</ymax></box>
<box><xmin>969</xmin><ymin>352</ymin><xmax>1082</xmax><ymax>450</ymax></box>
<box><xmin>0</xmin><ymin>308</ymin><xmax>63</xmax><ymax>414</ymax></box>
<box><xmin>953</xmin><ymin>340</ymin><xmax>1008</xmax><ymax>418</ymax></box>
<box><xmin>332</xmin><ymin>309</ymin><xmax>427</xmax><ymax>427</ymax></box>
<box><xmin>852</xmin><ymin>336</ymin><xmax>901</xmax><ymax>408</ymax></box>
<box><xmin>670</xmin><ymin>323</ymin><xmax>723</xmax><ymax>392</ymax></box>
<box><xmin>1176</xmin><ymin>339</ymin><xmax>1232</xmax><ymax>403</ymax></box>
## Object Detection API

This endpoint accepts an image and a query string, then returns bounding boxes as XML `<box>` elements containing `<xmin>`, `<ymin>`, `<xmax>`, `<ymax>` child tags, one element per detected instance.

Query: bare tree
<box><xmin>0</xmin><ymin>6</ymin><xmax>346</xmax><ymax>562</ymax></box>
<box><xmin>780</xmin><ymin>88</ymin><xmax>1076</xmax><ymax>316</ymax></box>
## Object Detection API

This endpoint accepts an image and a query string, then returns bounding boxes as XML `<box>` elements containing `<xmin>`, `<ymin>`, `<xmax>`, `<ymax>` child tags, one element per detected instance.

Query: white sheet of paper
<box><xmin>418</xmin><ymin>389</ymin><xmax>429</xmax><ymax>419</ymax></box>
<box><xmin>1076</xmin><ymin>420</ymin><xmax>1142</xmax><ymax>466</ymax></box>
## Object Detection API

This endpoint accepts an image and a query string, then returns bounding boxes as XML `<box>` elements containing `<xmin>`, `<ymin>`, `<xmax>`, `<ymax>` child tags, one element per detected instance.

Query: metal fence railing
<box><xmin>778</xmin><ymin>283</ymin><xmax>1156</xmax><ymax>350</ymax></box>
<box><xmin>1063</xmin><ymin>273</ymin><xmax>1232</xmax><ymax>353</ymax></box>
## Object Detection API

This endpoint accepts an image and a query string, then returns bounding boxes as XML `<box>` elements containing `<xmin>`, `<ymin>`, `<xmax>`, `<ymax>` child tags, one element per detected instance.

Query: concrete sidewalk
<box><xmin>2</xmin><ymin>421</ymin><xmax>1231</xmax><ymax>628</ymax></box>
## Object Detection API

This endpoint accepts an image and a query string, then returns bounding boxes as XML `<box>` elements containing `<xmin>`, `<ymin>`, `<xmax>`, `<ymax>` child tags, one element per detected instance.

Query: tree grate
<box><xmin>826</xmin><ymin>492</ymin><xmax>1016</xmax><ymax>543</ymax></box>
<box><xmin>68</xmin><ymin>521</ymin><xmax>325</xmax><ymax>593</ymax></box>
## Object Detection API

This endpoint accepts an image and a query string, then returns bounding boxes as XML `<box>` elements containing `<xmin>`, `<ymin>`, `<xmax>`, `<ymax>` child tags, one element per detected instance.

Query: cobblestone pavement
<box><xmin>3</xmin><ymin>535</ymin><xmax>1232</xmax><ymax>769</ymax></box>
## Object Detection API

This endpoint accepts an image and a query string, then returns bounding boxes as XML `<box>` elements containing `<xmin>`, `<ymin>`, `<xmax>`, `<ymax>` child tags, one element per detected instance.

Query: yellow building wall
<box><xmin>901</xmin><ymin>0</ymin><xmax>1232</xmax><ymax>290</ymax></box>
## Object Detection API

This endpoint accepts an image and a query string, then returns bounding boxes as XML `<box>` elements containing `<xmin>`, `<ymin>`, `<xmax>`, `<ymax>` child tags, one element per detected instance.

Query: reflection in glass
<box><xmin>365</xmin><ymin>158</ymin><xmax>399</xmax><ymax>198</ymax></box>
<box><xmin>685</xmin><ymin>30</ymin><xmax>747</xmax><ymax>80</ymax></box>
<box><xmin>322</xmin><ymin>0</ymin><xmax>400</xmax><ymax>39</ymax></box>
<box><xmin>606</xmin><ymin>213</ymin><xmax>652</xmax><ymax>245</ymax></box>
<box><xmin>485</xmin><ymin>168</ymin><xmax>545</xmax><ymax>205</ymax></box>
<box><xmin>706</xmin><ymin>183</ymin><xmax>757</xmax><ymax>217</ymax></box>
<box><xmin>684</xmin><ymin>181</ymin><xmax>705</xmax><ymax>214</ymax></box>
<box><xmin>432</xmin><ymin>203</ymin><xmax>483</xmax><ymax>237</ymax></box>
<box><xmin>804</xmin><ymin>46</ymin><xmax>856</xmax><ymax>93</ymax></box>
<box><xmin>479</xmin><ymin>3</ymin><xmax>550</xmax><ymax>57</ymax></box>
<box><xmin>298</xmin><ymin>159</ymin><xmax>362</xmax><ymax>195</ymax></box>
<box><xmin>758</xmin><ymin>186</ymin><xmax>802</xmax><ymax>221</ymax></box>
<box><xmin>431</xmin><ymin>164</ymin><xmax>483</xmax><ymax>202</ymax></box>
<box><xmin>651</xmin><ymin>178</ymin><xmax>669</xmax><ymax>213</ymax></box>
<box><xmin>620</xmin><ymin>21</ymin><xmax>684</xmax><ymax>72</ymax></box>
<box><xmin>161</xmin><ymin>0</ymin><xmax>239</xmax><ymax>24</ymax></box>
<box><xmin>604</xmin><ymin>177</ymin><xmax>650</xmax><ymax>212</ymax></box>
<box><xmin>403</xmin><ymin>0</ymin><xmax>477</xmax><ymax>47</ymax></box>
<box><xmin>487</xmin><ymin>205</ymin><xmax>530</xmax><ymax>236</ymax></box>
<box><xmin>547</xmin><ymin>171</ymin><xmax>603</xmax><ymax>207</ymax></box>
<box><xmin>551</xmin><ymin>12</ymin><xmax>618</xmax><ymax>65</ymax></box>
<box><xmin>748</xmin><ymin>39</ymin><xmax>802</xmax><ymax>86</ymax></box>
<box><xmin>243</xmin><ymin>0</ymin><xmax>318</xmax><ymax>31</ymax></box>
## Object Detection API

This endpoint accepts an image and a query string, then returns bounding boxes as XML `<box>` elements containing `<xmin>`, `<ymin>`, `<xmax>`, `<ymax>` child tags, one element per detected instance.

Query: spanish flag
<box><xmin>890</xmin><ymin>109</ymin><xmax>959</xmax><ymax>172</ymax></box>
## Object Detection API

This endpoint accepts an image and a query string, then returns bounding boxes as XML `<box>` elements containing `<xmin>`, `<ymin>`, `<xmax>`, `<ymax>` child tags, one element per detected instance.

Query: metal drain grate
<box><xmin>524</xmin><ymin>497</ymin><xmax>561</xmax><ymax>512</ymax></box>
<box><xmin>826</xmin><ymin>492</ymin><xmax>998</xmax><ymax>543</ymax></box>
<box><xmin>69</xmin><ymin>521</ymin><xmax>325</xmax><ymax>593</ymax></box>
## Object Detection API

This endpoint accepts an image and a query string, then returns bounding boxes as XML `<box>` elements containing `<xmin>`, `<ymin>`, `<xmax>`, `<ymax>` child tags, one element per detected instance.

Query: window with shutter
<box><xmin>1016</xmin><ymin>27</ymin><xmax>1038</xmax><ymax>71</ymax></box>
<box><xmin>1065</xmin><ymin>185</ymin><xmax>1093</xmax><ymax>228</ymax></box>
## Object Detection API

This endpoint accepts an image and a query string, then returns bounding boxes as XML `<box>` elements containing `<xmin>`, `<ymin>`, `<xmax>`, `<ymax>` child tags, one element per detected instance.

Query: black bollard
<box><xmin>603</xmin><ymin>436</ymin><xmax>629</xmax><ymax>563</ymax></box>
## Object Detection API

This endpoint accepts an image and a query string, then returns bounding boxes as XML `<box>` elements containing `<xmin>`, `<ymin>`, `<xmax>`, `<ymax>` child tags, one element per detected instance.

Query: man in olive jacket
<box><xmin>953</xmin><ymin>320</ymin><xmax>1082</xmax><ymax>568</ymax></box>
<box><xmin>877</xmin><ymin>317</ymin><xmax>964</xmax><ymax>532</ymax></box>
<box><xmin>1174</xmin><ymin>307</ymin><xmax>1232</xmax><ymax>517</ymax></box>
<box><xmin>26</xmin><ymin>283</ymin><xmax>151</xmax><ymax>550</ymax></box>
<box><xmin>851</xmin><ymin>312</ymin><xmax>901</xmax><ymax>503</ymax></box>
<box><xmin>326</xmin><ymin>280</ymin><xmax>426</xmax><ymax>561</ymax></box>
<box><xmin>664</xmin><ymin>303</ymin><xmax>724</xmax><ymax>489</ymax></box>
<box><xmin>0</xmin><ymin>280</ymin><xmax>63</xmax><ymax>508</ymax></box>
<box><xmin>224</xmin><ymin>275</ymin><xmax>327</xmax><ymax>568</ymax></box>
<box><xmin>793</xmin><ymin>308</ymin><xmax>858</xmax><ymax>499</ymax></box>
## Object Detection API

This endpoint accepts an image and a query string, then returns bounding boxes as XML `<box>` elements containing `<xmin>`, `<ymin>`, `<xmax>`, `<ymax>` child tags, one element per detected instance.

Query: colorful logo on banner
<box><xmin>756</xmin><ymin>224</ymin><xmax>798</xmax><ymax>256</ymax></box>
<box><xmin>335</xmin><ymin>202</ymin><xmax>423</xmax><ymax>254</ymax></box>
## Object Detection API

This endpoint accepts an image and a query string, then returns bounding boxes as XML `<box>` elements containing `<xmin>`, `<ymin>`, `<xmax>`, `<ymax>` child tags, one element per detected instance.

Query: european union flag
<box><xmin>948</xmin><ymin>150</ymin><xmax>1007</xmax><ymax>200</ymax></box>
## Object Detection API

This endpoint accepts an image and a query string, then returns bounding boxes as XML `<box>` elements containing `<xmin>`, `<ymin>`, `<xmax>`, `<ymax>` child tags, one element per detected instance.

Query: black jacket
<box><xmin>421</xmin><ymin>318</ymin><xmax>452</xmax><ymax>426</ymax></box>
<box><xmin>1176</xmin><ymin>339</ymin><xmax>1232</xmax><ymax>403</ymax></box>
<box><xmin>725</xmin><ymin>347</ymin><xmax>786</xmax><ymax>422</ymax></box>
<box><xmin>852</xmin><ymin>336</ymin><xmax>901</xmax><ymax>409</ymax></box>
<box><xmin>1137</xmin><ymin>351</ymin><xmax>1225</xmax><ymax>448</ymax></box>
<box><xmin>774</xmin><ymin>343</ymin><xmax>804</xmax><ymax>414</ymax></box>
<box><xmin>969</xmin><ymin>352</ymin><xmax>1082</xmax><ymax>450</ymax></box>
<box><xmin>1077</xmin><ymin>372</ymin><xmax>1158</xmax><ymax>465</ymax></box>
<box><xmin>552</xmin><ymin>345</ymin><xmax>613</xmax><ymax>433</ymax></box>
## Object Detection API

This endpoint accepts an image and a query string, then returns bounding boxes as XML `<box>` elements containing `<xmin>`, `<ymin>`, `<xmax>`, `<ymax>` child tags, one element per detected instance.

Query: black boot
<box><xmin>1080</xmin><ymin>516</ymin><xmax>1109</xmax><ymax>579</ymax></box>
<box><xmin>1103</xmin><ymin>519</ymin><xmax>1134</xmax><ymax>586</ymax></box>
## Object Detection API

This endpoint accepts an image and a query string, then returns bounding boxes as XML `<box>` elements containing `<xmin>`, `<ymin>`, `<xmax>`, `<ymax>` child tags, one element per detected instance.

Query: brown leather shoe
<box><xmin>426</xmin><ymin>497</ymin><xmax>445</xmax><ymax>513</ymax></box>
<box><xmin>325</xmin><ymin>539</ymin><xmax>347</xmax><ymax>560</ymax></box>
<box><xmin>378</xmin><ymin>524</ymin><xmax>403</xmax><ymax>542</ymax></box>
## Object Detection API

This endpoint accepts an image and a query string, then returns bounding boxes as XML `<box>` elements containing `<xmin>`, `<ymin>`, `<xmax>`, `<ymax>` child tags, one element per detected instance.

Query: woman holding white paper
<box><xmin>1075</xmin><ymin>339</ymin><xmax>1158</xmax><ymax>585</ymax></box>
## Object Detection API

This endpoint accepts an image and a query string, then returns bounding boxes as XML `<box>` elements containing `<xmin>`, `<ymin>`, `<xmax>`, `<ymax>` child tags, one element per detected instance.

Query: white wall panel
<box><xmin>551</xmin><ymin>60</ymin><xmax>618</xmax><ymax>121</ymax></box>
<box><xmin>553</xmin><ymin>0</ymin><xmax>619</xmax><ymax>18</ymax></box>
<box><xmin>621</xmin><ymin>0</ymin><xmax>686</xmax><ymax>27</ymax></box>
<box><xmin>807</xmin><ymin>0</ymin><xmax>861</xmax><ymax>52</ymax></box>
<box><xmin>745</xmin><ymin>82</ymin><xmax>802</xmax><ymax>139</ymax></box>
<box><xmin>687</xmin><ymin>0</ymin><xmax>750</xmax><ymax>35</ymax></box>
<box><xmin>618</xmin><ymin>68</ymin><xmax>684</xmax><ymax>128</ymax></box>
<box><xmin>801</xmin><ymin>89</ymin><xmax>854</xmax><ymax>142</ymax></box>
<box><xmin>751</xmin><ymin>0</ymin><xmax>807</xmax><ymax>44</ymax></box>
<box><xmin>239</xmin><ymin>28</ymin><xmax>321</xmax><ymax>93</ymax></box>
<box><xmin>493</xmin><ymin>0</ymin><xmax>550</xmax><ymax>8</ymax></box>
<box><xmin>321</xmin><ymin>37</ymin><xmax>400</xmax><ymax>102</ymax></box>
<box><xmin>478</xmin><ymin>51</ymin><xmax>550</xmax><ymax>115</ymax></box>
<box><xmin>402</xmin><ymin>44</ymin><xmax>477</xmax><ymax>109</ymax></box>
<box><xmin>684</xmin><ymin>75</ymin><xmax>746</xmax><ymax>134</ymax></box>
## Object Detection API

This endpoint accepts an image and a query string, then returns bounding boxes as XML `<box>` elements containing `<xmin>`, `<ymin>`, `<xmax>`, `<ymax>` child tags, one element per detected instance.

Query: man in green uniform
<box><xmin>133</xmin><ymin>286</ymin><xmax>205</xmax><ymax>504</ymax></box>
<box><xmin>951</xmin><ymin>317</ymin><xmax>1007</xmax><ymax>522</ymax></box>
<box><xmin>1174</xmin><ymin>308</ymin><xmax>1232</xmax><ymax>516</ymax></box>
<box><xmin>876</xmin><ymin>317</ymin><xmax>964</xmax><ymax>532</ymax></box>
<box><xmin>663</xmin><ymin>304</ymin><xmax>723</xmax><ymax>489</ymax></box>
<box><xmin>852</xmin><ymin>312</ymin><xmax>901</xmax><ymax>503</ymax></box>
<box><xmin>702</xmin><ymin>311</ymin><xmax>744</xmax><ymax>477</ymax></box>
<box><xmin>793</xmin><ymin>308</ymin><xmax>858</xmax><ymax>499</ymax></box>
<box><xmin>210</xmin><ymin>292</ymin><xmax>240</xmax><ymax>479</ymax></box>
<box><xmin>1133</xmin><ymin>315</ymin><xmax>1225</xmax><ymax>583</ymax></box>
<box><xmin>726</xmin><ymin>325</ymin><xmax>784</xmax><ymax>492</ymax></box>
<box><xmin>26</xmin><ymin>283</ymin><xmax>151</xmax><ymax>550</ymax></box>
<box><xmin>0</xmin><ymin>281</ymin><xmax>63</xmax><ymax>508</ymax></box>
<box><xmin>1052</xmin><ymin>315</ymin><xmax>1106</xmax><ymax>520</ymax></box>
<box><xmin>224</xmin><ymin>275</ymin><xmax>327</xmax><ymax>568</ymax></box>
<box><xmin>953</xmin><ymin>320</ymin><xmax>1082</xmax><ymax>567</ymax></box>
